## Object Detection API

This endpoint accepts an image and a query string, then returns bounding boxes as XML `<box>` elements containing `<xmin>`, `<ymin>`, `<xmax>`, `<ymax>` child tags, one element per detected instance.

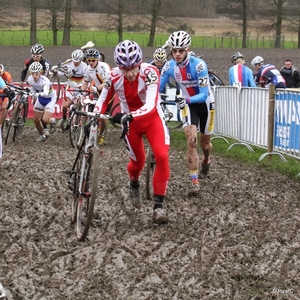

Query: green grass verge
<box><xmin>0</xmin><ymin>30</ymin><xmax>298</xmax><ymax>49</ymax></box>
<box><xmin>170</xmin><ymin>131</ymin><xmax>300</xmax><ymax>181</ymax></box>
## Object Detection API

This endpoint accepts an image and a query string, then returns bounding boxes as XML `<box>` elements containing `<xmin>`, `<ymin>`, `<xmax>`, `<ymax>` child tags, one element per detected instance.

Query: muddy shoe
<box><xmin>37</xmin><ymin>134</ymin><xmax>46</xmax><ymax>142</ymax></box>
<box><xmin>199</xmin><ymin>161</ymin><xmax>211</xmax><ymax>179</ymax></box>
<box><xmin>44</xmin><ymin>129</ymin><xmax>50</xmax><ymax>138</ymax></box>
<box><xmin>129</xmin><ymin>181</ymin><xmax>142</xmax><ymax>209</ymax></box>
<box><xmin>153</xmin><ymin>208</ymin><xmax>169</xmax><ymax>224</ymax></box>
<box><xmin>187</xmin><ymin>182</ymin><xmax>200</xmax><ymax>197</ymax></box>
<box><xmin>50</xmin><ymin>119</ymin><xmax>56</xmax><ymax>134</ymax></box>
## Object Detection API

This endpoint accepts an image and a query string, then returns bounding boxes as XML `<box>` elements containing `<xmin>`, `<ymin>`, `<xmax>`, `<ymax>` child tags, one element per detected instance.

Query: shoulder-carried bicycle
<box><xmin>65</xmin><ymin>109</ymin><xmax>127</xmax><ymax>241</ymax></box>
<box><xmin>3</xmin><ymin>84</ymin><xmax>30</xmax><ymax>145</ymax></box>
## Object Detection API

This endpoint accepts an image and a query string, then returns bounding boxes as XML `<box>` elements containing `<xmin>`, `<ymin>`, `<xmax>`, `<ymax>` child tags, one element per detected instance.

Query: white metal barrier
<box><xmin>214</xmin><ymin>85</ymin><xmax>300</xmax><ymax>166</ymax></box>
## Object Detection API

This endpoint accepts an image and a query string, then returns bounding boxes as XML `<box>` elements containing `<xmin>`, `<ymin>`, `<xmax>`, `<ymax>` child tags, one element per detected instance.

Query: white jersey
<box><xmin>59</xmin><ymin>59</ymin><xmax>87</xmax><ymax>86</ymax></box>
<box><xmin>83</xmin><ymin>61</ymin><xmax>110</xmax><ymax>86</ymax></box>
<box><xmin>28</xmin><ymin>75</ymin><xmax>54</xmax><ymax>97</ymax></box>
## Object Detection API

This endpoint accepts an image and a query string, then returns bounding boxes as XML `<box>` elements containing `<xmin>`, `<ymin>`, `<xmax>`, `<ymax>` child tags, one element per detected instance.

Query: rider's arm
<box><xmin>187</xmin><ymin>60</ymin><xmax>209</xmax><ymax>104</ymax></box>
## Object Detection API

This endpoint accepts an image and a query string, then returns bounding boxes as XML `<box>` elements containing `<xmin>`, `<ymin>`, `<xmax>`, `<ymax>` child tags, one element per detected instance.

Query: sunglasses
<box><xmin>87</xmin><ymin>59</ymin><xmax>97</xmax><ymax>62</ymax></box>
<box><xmin>171</xmin><ymin>49</ymin><xmax>186</xmax><ymax>54</ymax></box>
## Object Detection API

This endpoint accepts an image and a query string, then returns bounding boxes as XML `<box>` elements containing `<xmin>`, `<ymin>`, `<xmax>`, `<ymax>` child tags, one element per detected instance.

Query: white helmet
<box><xmin>72</xmin><ymin>49</ymin><xmax>84</xmax><ymax>62</ymax></box>
<box><xmin>167</xmin><ymin>31</ymin><xmax>191</xmax><ymax>49</ymax></box>
<box><xmin>29</xmin><ymin>61</ymin><xmax>43</xmax><ymax>73</ymax></box>
<box><xmin>251</xmin><ymin>56</ymin><xmax>264</xmax><ymax>67</ymax></box>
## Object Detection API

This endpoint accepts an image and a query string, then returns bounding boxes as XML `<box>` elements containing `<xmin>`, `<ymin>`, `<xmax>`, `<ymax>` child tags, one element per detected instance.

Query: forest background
<box><xmin>2</xmin><ymin>0</ymin><xmax>300</xmax><ymax>49</ymax></box>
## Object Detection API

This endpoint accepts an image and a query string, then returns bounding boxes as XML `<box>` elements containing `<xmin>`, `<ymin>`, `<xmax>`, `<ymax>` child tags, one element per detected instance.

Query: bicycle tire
<box><xmin>161</xmin><ymin>103</ymin><xmax>183</xmax><ymax>130</ymax></box>
<box><xmin>69</xmin><ymin>113</ymin><xmax>88</xmax><ymax>148</ymax></box>
<box><xmin>208</xmin><ymin>70</ymin><xmax>225</xmax><ymax>86</ymax></box>
<box><xmin>76</xmin><ymin>148</ymin><xmax>100</xmax><ymax>241</ymax></box>
<box><xmin>50</xmin><ymin>72</ymin><xmax>61</xmax><ymax>102</ymax></box>
<box><xmin>71</xmin><ymin>172</ymin><xmax>79</xmax><ymax>224</ymax></box>
<box><xmin>12</xmin><ymin>100</ymin><xmax>28</xmax><ymax>142</ymax></box>
<box><xmin>109</xmin><ymin>102</ymin><xmax>121</xmax><ymax>129</ymax></box>
<box><xmin>145</xmin><ymin>146</ymin><xmax>155</xmax><ymax>200</ymax></box>
<box><xmin>4</xmin><ymin>102</ymin><xmax>20</xmax><ymax>145</ymax></box>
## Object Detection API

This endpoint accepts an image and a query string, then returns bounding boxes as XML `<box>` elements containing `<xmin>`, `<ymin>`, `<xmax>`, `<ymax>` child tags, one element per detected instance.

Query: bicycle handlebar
<box><xmin>73</xmin><ymin>109</ymin><xmax>128</xmax><ymax>139</ymax></box>
<box><xmin>8</xmin><ymin>83</ymin><xmax>31</xmax><ymax>94</ymax></box>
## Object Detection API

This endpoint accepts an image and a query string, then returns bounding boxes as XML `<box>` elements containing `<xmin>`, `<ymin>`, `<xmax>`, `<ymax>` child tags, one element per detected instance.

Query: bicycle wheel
<box><xmin>145</xmin><ymin>146</ymin><xmax>155</xmax><ymax>200</ymax></box>
<box><xmin>109</xmin><ymin>102</ymin><xmax>121</xmax><ymax>129</ymax></box>
<box><xmin>50</xmin><ymin>72</ymin><xmax>61</xmax><ymax>102</ymax></box>
<box><xmin>161</xmin><ymin>103</ymin><xmax>183</xmax><ymax>130</ymax></box>
<box><xmin>76</xmin><ymin>148</ymin><xmax>100</xmax><ymax>241</ymax></box>
<box><xmin>4</xmin><ymin>102</ymin><xmax>20</xmax><ymax>145</ymax></box>
<box><xmin>208</xmin><ymin>70</ymin><xmax>225</xmax><ymax>86</ymax></box>
<box><xmin>12</xmin><ymin>101</ymin><xmax>28</xmax><ymax>142</ymax></box>
<box><xmin>69</xmin><ymin>114</ymin><xmax>88</xmax><ymax>148</ymax></box>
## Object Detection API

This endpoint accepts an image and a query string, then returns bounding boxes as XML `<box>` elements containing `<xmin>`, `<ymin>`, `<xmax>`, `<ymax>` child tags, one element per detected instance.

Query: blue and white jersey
<box><xmin>254</xmin><ymin>64</ymin><xmax>286</xmax><ymax>88</ymax></box>
<box><xmin>159</xmin><ymin>55</ymin><xmax>214</xmax><ymax>105</ymax></box>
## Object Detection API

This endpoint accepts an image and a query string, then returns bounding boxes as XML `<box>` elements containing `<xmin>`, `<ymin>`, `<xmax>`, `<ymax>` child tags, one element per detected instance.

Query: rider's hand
<box><xmin>176</xmin><ymin>97</ymin><xmax>186</xmax><ymax>109</ymax></box>
<box><xmin>89</xmin><ymin>86</ymin><xmax>98</xmax><ymax>93</ymax></box>
<box><xmin>51</xmin><ymin>65</ymin><xmax>58</xmax><ymax>72</ymax></box>
<box><xmin>121</xmin><ymin>113</ymin><xmax>133</xmax><ymax>125</ymax></box>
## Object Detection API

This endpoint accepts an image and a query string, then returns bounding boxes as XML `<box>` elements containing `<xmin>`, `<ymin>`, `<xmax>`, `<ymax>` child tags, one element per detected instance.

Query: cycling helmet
<box><xmin>231</xmin><ymin>51</ymin><xmax>244</xmax><ymax>63</ymax></box>
<box><xmin>251</xmin><ymin>56</ymin><xmax>264</xmax><ymax>67</ymax></box>
<box><xmin>167</xmin><ymin>31</ymin><xmax>191</xmax><ymax>49</ymax></box>
<box><xmin>72</xmin><ymin>49</ymin><xmax>84</xmax><ymax>62</ymax></box>
<box><xmin>85</xmin><ymin>48</ymin><xmax>100</xmax><ymax>59</ymax></box>
<box><xmin>0</xmin><ymin>64</ymin><xmax>5</xmax><ymax>75</ymax></box>
<box><xmin>153</xmin><ymin>47</ymin><xmax>167</xmax><ymax>62</ymax></box>
<box><xmin>31</xmin><ymin>43</ymin><xmax>44</xmax><ymax>55</ymax></box>
<box><xmin>29</xmin><ymin>61</ymin><xmax>43</xmax><ymax>73</ymax></box>
<box><xmin>114</xmin><ymin>40</ymin><xmax>142</xmax><ymax>67</ymax></box>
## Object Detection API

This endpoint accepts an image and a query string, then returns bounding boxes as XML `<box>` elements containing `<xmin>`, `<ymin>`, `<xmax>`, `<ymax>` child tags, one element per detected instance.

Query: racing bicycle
<box><xmin>3</xmin><ymin>84</ymin><xmax>30</xmax><ymax>145</ymax></box>
<box><xmin>65</xmin><ymin>109</ymin><xmax>128</xmax><ymax>241</ymax></box>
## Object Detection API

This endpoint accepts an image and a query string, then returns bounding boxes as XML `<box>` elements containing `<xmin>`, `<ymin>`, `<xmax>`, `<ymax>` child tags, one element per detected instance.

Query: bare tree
<box><xmin>274</xmin><ymin>0</ymin><xmax>287</xmax><ymax>48</ymax></box>
<box><xmin>148</xmin><ymin>0</ymin><xmax>162</xmax><ymax>46</ymax></box>
<box><xmin>46</xmin><ymin>0</ymin><xmax>64</xmax><ymax>46</ymax></box>
<box><xmin>62</xmin><ymin>0</ymin><xmax>72</xmax><ymax>46</ymax></box>
<box><xmin>29</xmin><ymin>0</ymin><xmax>37</xmax><ymax>45</ymax></box>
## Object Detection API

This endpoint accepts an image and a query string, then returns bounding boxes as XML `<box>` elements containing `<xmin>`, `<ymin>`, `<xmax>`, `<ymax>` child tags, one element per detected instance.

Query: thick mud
<box><xmin>1</xmin><ymin>46</ymin><xmax>300</xmax><ymax>299</ymax></box>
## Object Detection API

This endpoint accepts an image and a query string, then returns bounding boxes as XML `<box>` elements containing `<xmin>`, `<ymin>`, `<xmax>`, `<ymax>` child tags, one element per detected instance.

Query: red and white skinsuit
<box><xmin>94</xmin><ymin>63</ymin><xmax>170</xmax><ymax>197</ymax></box>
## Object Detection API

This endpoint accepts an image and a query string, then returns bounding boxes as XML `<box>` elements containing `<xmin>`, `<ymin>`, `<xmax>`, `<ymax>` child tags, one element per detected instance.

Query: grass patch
<box><xmin>0</xmin><ymin>30</ymin><xmax>298</xmax><ymax>49</ymax></box>
<box><xmin>170</xmin><ymin>130</ymin><xmax>300</xmax><ymax>181</ymax></box>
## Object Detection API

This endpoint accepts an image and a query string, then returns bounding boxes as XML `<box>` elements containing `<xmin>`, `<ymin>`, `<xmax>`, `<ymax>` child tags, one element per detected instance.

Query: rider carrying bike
<box><xmin>52</xmin><ymin>49</ymin><xmax>87</xmax><ymax>129</ymax></box>
<box><xmin>94</xmin><ymin>40</ymin><xmax>170</xmax><ymax>225</ymax></box>
<box><xmin>160</xmin><ymin>30</ymin><xmax>215</xmax><ymax>197</ymax></box>
<box><xmin>251</xmin><ymin>56</ymin><xmax>286</xmax><ymax>88</ymax></box>
<box><xmin>0</xmin><ymin>75</ymin><xmax>15</xmax><ymax>161</ymax></box>
<box><xmin>81</xmin><ymin>48</ymin><xmax>111</xmax><ymax>144</ymax></box>
<box><xmin>0</xmin><ymin>64</ymin><xmax>13</xmax><ymax>127</ymax></box>
<box><xmin>27</xmin><ymin>62</ymin><xmax>57</xmax><ymax>142</ymax></box>
<box><xmin>229</xmin><ymin>52</ymin><xmax>256</xmax><ymax>87</ymax></box>
<box><xmin>20</xmin><ymin>43</ymin><xmax>51</xmax><ymax>136</ymax></box>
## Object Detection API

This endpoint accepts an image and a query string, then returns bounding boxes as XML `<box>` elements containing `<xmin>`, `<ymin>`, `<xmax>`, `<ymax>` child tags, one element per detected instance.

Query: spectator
<box><xmin>251</xmin><ymin>56</ymin><xmax>286</xmax><ymax>89</ymax></box>
<box><xmin>229</xmin><ymin>52</ymin><xmax>256</xmax><ymax>87</ymax></box>
<box><xmin>279</xmin><ymin>59</ymin><xmax>300</xmax><ymax>88</ymax></box>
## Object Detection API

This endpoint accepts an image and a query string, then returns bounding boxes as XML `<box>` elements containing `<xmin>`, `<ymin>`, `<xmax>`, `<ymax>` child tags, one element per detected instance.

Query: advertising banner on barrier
<box><xmin>274</xmin><ymin>92</ymin><xmax>300</xmax><ymax>152</ymax></box>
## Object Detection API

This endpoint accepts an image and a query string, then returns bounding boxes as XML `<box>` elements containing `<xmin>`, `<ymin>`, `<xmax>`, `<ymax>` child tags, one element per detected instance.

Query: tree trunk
<box><xmin>148</xmin><ymin>0</ymin><xmax>162</xmax><ymax>47</ymax></box>
<box><xmin>274</xmin><ymin>0</ymin><xmax>285</xmax><ymax>48</ymax></box>
<box><xmin>242</xmin><ymin>0</ymin><xmax>247</xmax><ymax>48</ymax></box>
<box><xmin>62</xmin><ymin>0</ymin><xmax>72</xmax><ymax>46</ymax></box>
<box><xmin>117</xmin><ymin>0</ymin><xmax>123</xmax><ymax>43</ymax></box>
<box><xmin>30</xmin><ymin>0</ymin><xmax>37</xmax><ymax>45</ymax></box>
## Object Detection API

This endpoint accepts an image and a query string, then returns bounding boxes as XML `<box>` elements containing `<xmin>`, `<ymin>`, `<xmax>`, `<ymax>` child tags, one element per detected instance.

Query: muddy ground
<box><xmin>1</xmin><ymin>46</ymin><xmax>300</xmax><ymax>299</ymax></box>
